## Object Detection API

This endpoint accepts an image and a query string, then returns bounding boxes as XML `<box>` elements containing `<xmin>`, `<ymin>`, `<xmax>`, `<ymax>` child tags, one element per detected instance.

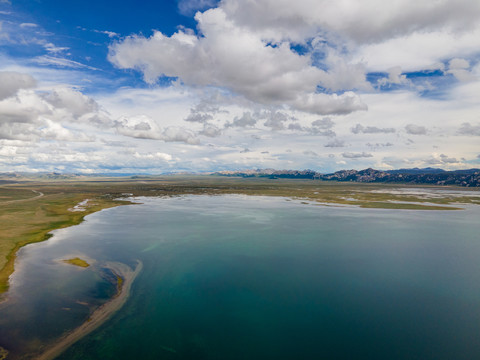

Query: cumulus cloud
<box><xmin>225</xmin><ymin>110</ymin><xmax>296</xmax><ymax>130</ymax></box>
<box><xmin>0</xmin><ymin>71</ymin><xmax>36</xmax><ymax>100</ymax></box>
<box><xmin>290</xmin><ymin>92</ymin><xmax>367</xmax><ymax>115</ymax></box>
<box><xmin>325</xmin><ymin>138</ymin><xmax>345</xmax><ymax>148</ymax></box>
<box><xmin>3</xmin><ymin>0</ymin><xmax>480</xmax><ymax>173</ymax></box>
<box><xmin>0</xmin><ymin>73</ymin><xmax>198</xmax><ymax>146</ymax></box>
<box><xmin>42</xmin><ymin>88</ymin><xmax>102</xmax><ymax>120</ymax></box>
<box><xmin>160</xmin><ymin>126</ymin><xmax>199</xmax><ymax>144</ymax></box>
<box><xmin>219</xmin><ymin>0</ymin><xmax>480</xmax><ymax>44</ymax></box>
<box><xmin>354</xmin><ymin>28</ymin><xmax>480</xmax><ymax>72</ymax></box>
<box><xmin>0</xmin><ymin>74</ymin><xmax>113</xmax><ymax>143</ymax></box>
<box><xmin>378</xmin><ymin>66</ymin><xmax>410</xmax><ymax>86</ymax></box>
<box><xmin>405</xmin><ymin>124</ymin><xmax>427</xmax><ymax>135</ymax></box>
<box><xmin>115</xmin><ymin>115</ymin><xmax>199</xmax><ymax>144</ymax></box>
<box><xmin>351</xmin><ymin>124</ymin><xmax>395</xmax><ymax>134</ymax></box>
<box><xmin>311</xmin><ymin>118</ymin><xmax>334</xmax><ymax>130</ymax></box>
<box><xmin>425</xmin><ymin>153</ymin><xmax>459</xmax><ymax>165</ymax></box>
<box><xmin>185</xmin><ymin>112</ymin><xmax>213</xmax><ymax>123</ymax></box>
<box><xmin>200</xmin><ymin>123</ymin><xmax>222</xmax><ymax>137</ymax></box>
<box><xmin>287</xmin><ymin>121</ymin><xmax>335</xmax><ymax>136</ymax></box>
<box><xmin>226</xmin><ymin>112</ymin><xmax>257</xmax><ymax>128</ymax></box>
<box><xmin>37</xmin><ymin>119</ymin><xmax>94</xmax><ymax>142</ymax></box>
<box><xmin>108</xmin><ymin>7</ymin><xmax>367</xmax><ymax>115</ymax></box>
<box><xmin>457</xmin><ymin>122</ymin><xmax>480</xmax><ymax>136</ymax></box>
<box><xmin>263</xmin><ymin>111</ymin><xmax>291</xmax><ymax>131</ymax></box>
<box><xmin>447</xmin><ymin>58</ymin><xmax>475</xmax><ymax>82</ymax></box>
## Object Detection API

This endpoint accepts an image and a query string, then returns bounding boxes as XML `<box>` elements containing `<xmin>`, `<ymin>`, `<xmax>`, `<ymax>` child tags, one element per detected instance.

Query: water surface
<box><xmin>1</xmin><ymin>195</ymin><xmax>480</xmax><ymax>359</ymax></box>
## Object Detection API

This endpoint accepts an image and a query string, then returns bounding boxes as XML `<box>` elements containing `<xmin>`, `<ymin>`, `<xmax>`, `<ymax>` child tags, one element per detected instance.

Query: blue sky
<box><xmin>0</xmin><ymin>0</ymin><xmax>479</xmax><ymax>173</ymax></box>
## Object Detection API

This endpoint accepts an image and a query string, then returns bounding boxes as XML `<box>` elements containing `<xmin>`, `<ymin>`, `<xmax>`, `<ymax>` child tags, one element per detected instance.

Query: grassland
<box><xmin>1</xmin><ymin>175</ymin><xmax>479</xmax><ymax>294</ymax></box>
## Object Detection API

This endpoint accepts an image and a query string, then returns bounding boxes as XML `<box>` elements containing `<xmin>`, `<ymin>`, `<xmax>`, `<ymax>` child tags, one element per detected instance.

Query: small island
<box><xmin>63</xmin><ymin>257</ymin><xmax>90</xmax><ymax>268</ymax></box>
<box><xmin>0</xmin><ymin>346</ymin><xmax>8</xmax><ymax>360</ymax></box>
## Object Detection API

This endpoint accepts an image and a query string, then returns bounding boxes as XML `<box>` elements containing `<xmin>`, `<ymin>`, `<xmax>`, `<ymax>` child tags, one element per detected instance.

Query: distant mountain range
<box><xmin>1</xmin><ymin>168</ymin><xmax>479</xmax><ymax>187</ymax></box>
<box><xmin>215</xmin><ymin>168</ymin><xmax>480</xmax><ymax>187</ymax></box>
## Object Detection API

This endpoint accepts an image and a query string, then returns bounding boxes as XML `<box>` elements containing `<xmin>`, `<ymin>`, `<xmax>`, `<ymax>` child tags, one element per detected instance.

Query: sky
<box><xmin>0</xmin><ymin>0</ymin><xmax>479</xmax><ymax>174</ymax></box>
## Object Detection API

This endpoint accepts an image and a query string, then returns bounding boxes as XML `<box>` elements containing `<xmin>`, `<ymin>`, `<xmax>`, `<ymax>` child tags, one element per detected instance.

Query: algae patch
<box><xmin>0</xmin><ymin>346</ymin><xmax>8</xmax><ymax>360</ymax></box>
<box><xmin>63</xmin><ymin>257</ymin><xmax>90</xmax><ymax>268</ymax></box>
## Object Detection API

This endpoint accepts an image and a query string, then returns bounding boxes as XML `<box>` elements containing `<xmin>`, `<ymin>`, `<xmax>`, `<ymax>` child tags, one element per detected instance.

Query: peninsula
<box><xmin>35</xmin><ymin>260</ymin><xmax>143</xmax><ymax>360</ymax></box>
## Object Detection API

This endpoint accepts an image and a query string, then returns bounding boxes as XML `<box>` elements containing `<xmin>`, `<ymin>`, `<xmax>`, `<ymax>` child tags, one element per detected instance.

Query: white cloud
<box><xmin>378</xmin><ymin>66</ymin><xmax>410</xmax><ymax>87</ymax></box>
<box><xmin>0</xmin><ymin>72</ymin><xmax>110</xmax><ymax>143</ymax></box>
<box><xmin>133</xmin><ymin>151</ymin><xmax>173</xmax><ymax>161</ymax></box>
<box><xmin>457</xmin><ymin>122</ymin><xmax>480</xmax><ymax>136</ymax></box>
<box><xmin>42</xmin><ymin>88</ymin><xmax>100</xmax><ymax>119</ymax></box>
<box><xmin>342</xmin><ymin>152</ymin><xmax>373</xmax><ymax>159</ymax></box>
<box><xmin>263</xmin><ymin>111</ymin><xmax>290</xmax><ymax>131</ymax></box>
<box><xmin>20</xmin><ymin>23</ymin><xmax>38</xmax><ymax>28</ymax></box>
<box><xmin>93</xmin><ymin>29</ymin><xmax>119</xmax><ymax>38</ymax></box>
<box><xmin>200</xmin><ymin>123</ymin><xmax>222</xmax><ymax>137</ymax></box>
<box><xmin>405</xmin><ymin>124</ymin><xmax>427</xmax><ymax>135</ymax></box>
<box><xmin>33</xmin><ymin>56</ymin><xmax>99</xmax><ymax>71</ymax></box>
<box><xmin>220</xmin><ymin>0</ymin><xmax>480</xmax><ymax>44</ymax></box>
<box><xmin>115</xmin><ymin>115</ymin><xmax>199</xmax><ymax>144</ymax></box>
<box><xmin>311</xmin><ymin>118</ymin><xmax>334</xmax><ymax>129</ymax></box>
<box><xmin>43</xmin><ymin>43</ymin><xmax>70</xmax><ymax>55</ymax></box>
<box><xmin>226</xmin><ymin>112</ymin><xmax>257</xmax><ymax>128</ymax></box>
<box><xmin>37</xmin><ymin>118</ymin><xmax>95</xmax><ymax>142</ymax></box>
<box><xmin>2</xmin><ymin>1</ymin><xmax>480</xmax><ymax>173</ymax></box>
<box><xmin>447</xmin><ymin>58</ymin><xmax>475</xmax><ymax>82</ymax></box>
<box><xmin>354</xmin><ymin>28</ymin><xmax>480</xmax><ymax>72</ymax></box>
<box><xmin>185</xmin><ymin>112</ymin><xmax>213</xmax><ymax>123</ymax></box>
<box><xmin>351</xmin><ymin>124</ymin><xmax>395</xmax><ymax>134</ymax></box>
<box><xmin>424</xmin><ymin>153</ymin><xmax>460</xmax><ymax>166</ymax></box>
<box><xmin>108</xmin><ymin>7</ymin><xmax>367</xmax><ymax>115</ymax></box>
<box><xmin>0</xmin><ymin>71</ymin><xmax>36</xmax><ymax>100</ymax></box>
<box><xmin>325</xmin><ymin>138</ymin><xmax>345</xmax><ymax>148</ymax></box>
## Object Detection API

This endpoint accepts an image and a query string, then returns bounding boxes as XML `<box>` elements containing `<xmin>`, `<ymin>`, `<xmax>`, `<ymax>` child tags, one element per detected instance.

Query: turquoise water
<box><xmin>1</xmin><ymin>195</ymin><xmax>480</xmax><ymax>359</ymax></box>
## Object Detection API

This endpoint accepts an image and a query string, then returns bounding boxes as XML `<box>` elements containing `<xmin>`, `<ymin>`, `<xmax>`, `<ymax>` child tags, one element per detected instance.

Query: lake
<box><xmin>1</xmin><ymin>194</ymin><xmax>480</xmax><ymax>359</ymax></box>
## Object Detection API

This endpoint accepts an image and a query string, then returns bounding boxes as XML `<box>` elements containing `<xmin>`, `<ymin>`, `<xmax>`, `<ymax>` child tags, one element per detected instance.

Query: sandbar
<box><xmin>35</xmin><ymin>260</ymin><xmax>143</xmax><ymax>360</ymax></box>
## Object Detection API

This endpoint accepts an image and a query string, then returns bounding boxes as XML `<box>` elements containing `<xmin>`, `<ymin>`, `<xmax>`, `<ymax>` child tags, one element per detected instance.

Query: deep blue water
<box><xmin>1</xmin><ymin>195</ymin><xmax>480</xmax><ymax>359</ymax></box>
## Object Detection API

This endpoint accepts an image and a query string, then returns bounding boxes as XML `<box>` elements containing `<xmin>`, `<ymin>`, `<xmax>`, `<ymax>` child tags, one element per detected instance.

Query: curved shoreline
<box><xmin>0</xmin><ymin>199</ymin><xmax>134</xmax><ymax>296</ymax></box>
<box><xmin>35</xmin><ymin>260</ymin><xmax>143</xmax><ymax>360</ymax></box>
<box><xmin>2</xmin><ymin>181</ymin><xmax>478</xmax><ymax>295</ymax></box>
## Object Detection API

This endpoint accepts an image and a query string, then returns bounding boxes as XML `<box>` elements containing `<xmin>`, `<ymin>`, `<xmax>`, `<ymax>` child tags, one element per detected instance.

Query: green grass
<box><xmin>63</xmin><ymin>257</ymin><xmax>90</xmax><ymax>268</ymax></box>
<box><xmin>0</xmin><ymin>176</ymin><xmax>478</xmax><ymax>294</ymax></box>
<box><xmin>0</xmin><ymin>346</ymin><xmax>8</xmax><ymax>360</ymax></box>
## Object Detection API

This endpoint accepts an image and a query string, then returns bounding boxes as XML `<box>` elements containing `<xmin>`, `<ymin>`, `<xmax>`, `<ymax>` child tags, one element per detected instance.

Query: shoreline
<box><xmin>34</xmin><ymin>260</ymin><xmax>143</xmax><ymax>360</ymax></box>
<box><xmin>2</xmin><ymin>180</ymin><xmax>479</xmax><ymax>295</ymax></box>
<box><xmin>0</xmin><ymin>199</ymin><xmax>134</xmax><ymax>296</ymax></box>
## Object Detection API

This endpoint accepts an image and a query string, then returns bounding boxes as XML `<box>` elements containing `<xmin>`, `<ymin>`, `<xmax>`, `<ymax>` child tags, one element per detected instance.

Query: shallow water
<box><xmin>1</xmin><ymin>195</ymin><xmax>480</xmax><ymax>359</ymax></box>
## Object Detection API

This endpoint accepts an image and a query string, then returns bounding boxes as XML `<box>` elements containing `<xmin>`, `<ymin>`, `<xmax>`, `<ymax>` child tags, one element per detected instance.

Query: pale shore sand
<box><xmin>35</xmin><ymin>260</ymin><xmax>143</xmax><ymax>360</ymax></box>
